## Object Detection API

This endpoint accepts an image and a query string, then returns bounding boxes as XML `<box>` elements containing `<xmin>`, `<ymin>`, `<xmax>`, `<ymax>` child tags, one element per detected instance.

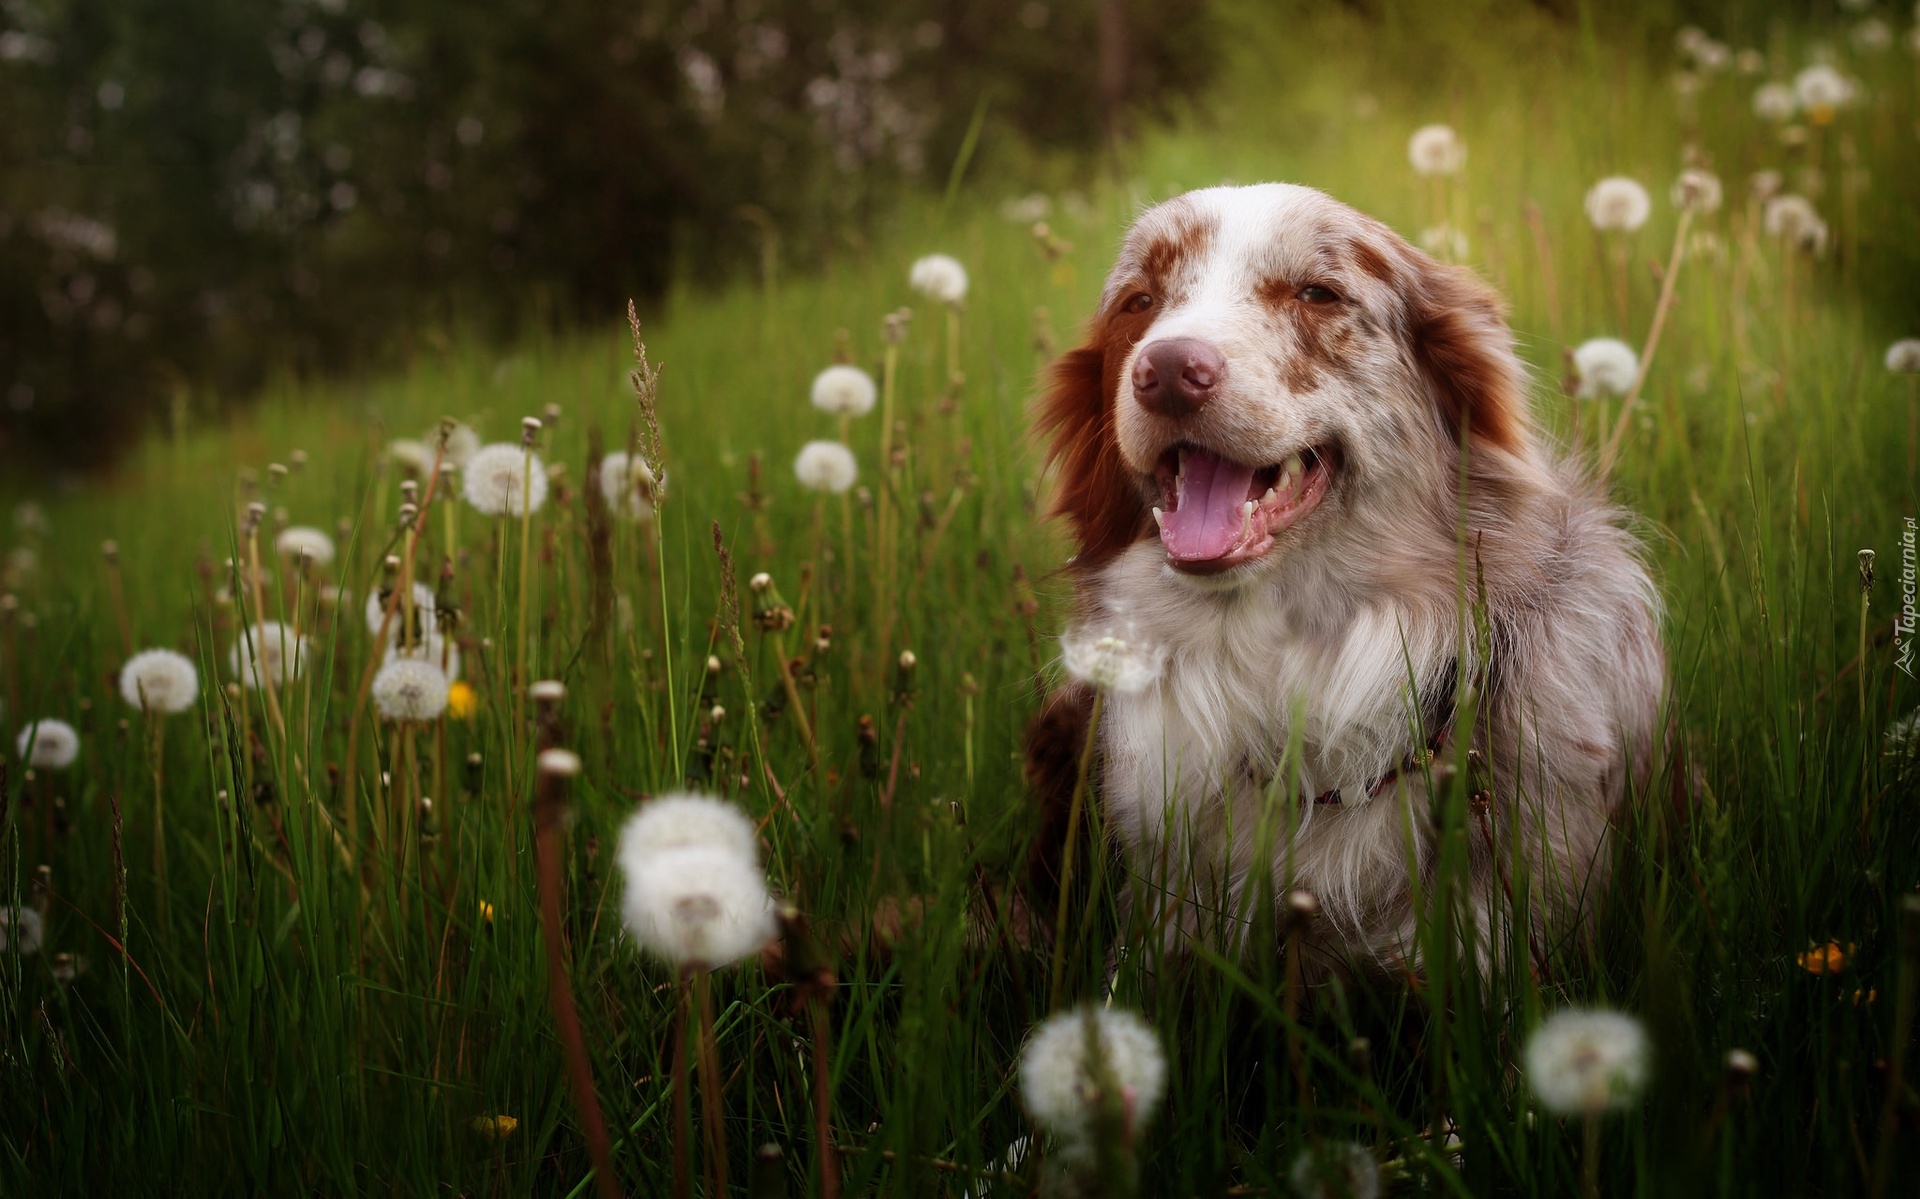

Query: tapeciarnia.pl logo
<box><xmin>1897</xmin><ymin>516</ymin><xmax>1916</xmax><ymax>679</ymax></box>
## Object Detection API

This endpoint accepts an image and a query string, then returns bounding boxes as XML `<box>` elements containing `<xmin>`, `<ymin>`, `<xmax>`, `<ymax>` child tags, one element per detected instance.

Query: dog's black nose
<box><xmin>1132</xmin><ymin>338</ymin><xmax>1226</xmax><ymax>417</ymax></box>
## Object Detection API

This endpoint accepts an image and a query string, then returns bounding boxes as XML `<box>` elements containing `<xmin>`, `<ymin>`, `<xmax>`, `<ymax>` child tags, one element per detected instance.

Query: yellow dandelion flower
<box><xmin>477</xmin><ymin>900</ymin><xmax>495</xmax><ymax>924</ymax></box>
<box><xmin>471</xmin><ymin>1114</ymin><xmax>518</xmax><ymax>1140</ymax></box>
<box><xmin>1796</xmin><ymin>941</ymin><xmax>1854</xmax><ymax>975</ymax></box>
<box><xmin>447</xmin><ymin>680</ymin><xmax>478</xmax><ymax>719</ymax></box>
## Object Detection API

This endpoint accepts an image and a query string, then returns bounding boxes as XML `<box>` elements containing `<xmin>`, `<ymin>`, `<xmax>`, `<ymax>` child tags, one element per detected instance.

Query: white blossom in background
<box><xmin>1524</xmin><ymin>1008</ymin><xmax>1651</xmax><ymax>1116</ymax></box>
<box><xmin>0</xmin><ymin>907</ymin><xmax>44</xmax><ymax>954</ymax></box>
<box><xmin>371</xmin><ymin>658</ymin><xmax>450</xmax><ymax>723</ymax></box>
<box><xmin>621</xmin><ymin>845</ymin><xmax>774</xmax><ymax>968</ymax></box>
<box><xmin>118</xmin><ymin>649</ymin><xmax>200</xmax><ymax>714</ymax></box>
<box><xmin>1288</xmin><ymin>1141</ymin><xmax>1381</xmax><ymax>1199</ymax></box>
<box><xmin>366</xmin><ymin>581</ymin><xmax>438</xmax><ymax>637</ymax></box>
<box><xmin>598</xmin><ymin>451</ymin><xmax>658</xmax><ymax>521</ymax></box>
<box><xmin>387</xmin><ymin>438</ymin><xmax>434</xmax><ymax>476</ymax></box>
<box><xmin>436</xmin><ymin>422</ymin><xmax>481</xmax><ymax>467</ymax></box>
<box><xmin>15</xmin><ymin>719</ymin><xmax>79</xmax><ymax>769</ymax></box>
<box><xmin>1573</xmin><ymin>339</ymin><xmax>1641</xmax><ymax>399</ymax></box>
<box><xmin>1852</xmin><ymin>19</ymin><xmax>1892</xmax><ymax>53</ymax></box>
<box><xmin>1584</xmin><ymin>177</ymin><xmax>1652</xmax><ymax>232</ymax></box>
<box><xmin>1689</xmin><ymin>38</ymin><xmax>1731</xmax><ymax>72</ymax></box>
<box><xmin>617</xmin><ymin>793</ymin><xmax>760</xmax><ymax>870</ymax></box>
<box><xmin>1749</xmin><ymin>169</ymin><xmax>1784</xmax><ymax>201</ymax></box>
<box><xmin>274</xmin><ymin>525</ymin><xmax>336</xmax><ymax>568</ymax></box>
<box><xmin>1734</xmin><ymin>49</ymin><xmax>1767</xmax><ymax>75</ymax></box>
<box><xmin>1751</xmin><ymin>82</ymin><xmax>1797</xmax><ymax>122</ymax></box>
<box><xmin>1671</xmin><ymin>168</ymin><xmax>1724</xmax><ymax>214</ymax></box>
<box><xmin>794</xmin><ymin>440</ymin><xmax>859</xmax><ymax>494</ymax></box>
<box><xmin>462</xmin><ymin>443</ymin><xmax>549</xmax><ymax>516</ymax></box>
<box><xmin>1061</xmin><ymin>626</ymin><xmax>1167</xmax><ymax>695</ymax></box>
<box><xmin>229</xmin><ymin>621</ymin><xmax>308</xmax><ymax>689</ymax></box>
<box><xmin>810</xmin><ymin>364</ymin><xmax>878</xmax><ymax>418</ymax></box>
<box><xmin>1418</xmin><ymin>224</ymin><xmax>1471</xmax><ymax>261</ymax></box>
<box><xmin>1407</xmin><ymin>124</ymin><xmax>1466</xmax><ymax>176</ymax></box>
<box><xmin>1763</xmin><ymin>194</ymin><xmax>1829</xmax><ymax>254</ymax></box>
<box><xmin>1793</xmin><ymin>64</ymin><xmax>1856</xmax><ymax>115</ymax></box>
<box><xmin>909</xmin><ymin>253</ymin><xmax>968</xmax><ymax>304</ymax></box>
<box><xmin>384</xmin><ymin>632</ymin><xmax>462</xmax><ymax>682</ymax></box>
<box><xmin>1019</xmin><ymin>1006</ymin><xmax>1168</xmax><ymax>1144</ymax></box>
<box><xmin>1885</xmin><ymin>340</ymin><xmax>1920</xmax><ymax>373</ymax></box>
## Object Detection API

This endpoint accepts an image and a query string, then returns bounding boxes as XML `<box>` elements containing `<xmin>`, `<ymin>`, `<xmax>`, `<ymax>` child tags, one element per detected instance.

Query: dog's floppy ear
<box><xmin>1036</xmin><ymin>340</ymin><xmax>1150</xmax><ymax>568</ymax></box>
<box><xmin>1409</xmin><ymin>261</ymin><xmax>1534</xmax><ymax>456</ymax></box>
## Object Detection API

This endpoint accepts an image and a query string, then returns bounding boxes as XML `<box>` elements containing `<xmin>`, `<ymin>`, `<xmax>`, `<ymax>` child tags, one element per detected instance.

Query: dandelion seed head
<box><xmin>810</xmin><ymin>364</ymin><xmax>878</xmax><ymax>418</ymax></box>
<box><xmin>1735</xmin><ymin>48</ymin><xmax>1766</xmax><ymax>75</ymax></box>
<box><xmin>1750</xmin><ymin>169</ymin><xmax>1784</xmax><ymax>200</ymax></box>
<box><xmin>371</xmin><ymin>657</ymin><xmax>450</xmax><ymax>722</ymax></box>
<box><xmin>1061</xmin><ymin>626</ymin><xmax>1166</xmax><ymax>695</ymax></box>
<box><xmin>537</xmin><ymin>748</ymin><xmax>581</xmax><ymax>777</ymax></box>
<box><xmin>384</xmin><ymin>632</ymin><xmax>461</xmax><ymax>682</ymax></box>
<box><xmin>617</xmin><ymin>793</ymin><xmax>759</xmax><ymax>870</ymax></box>
<box><xmin>1584</xmin><ymin>176</ymin><xmax>1652</xmax><ymax>232</ymax></box>
<box><xmin>1671</xmin><ymin>168</ymin><xmax>1723</xmax><ymax>213</ymax></box>
<box><xmin>794</xmin><ymin>440</ymin><xmax>859</xmax><ymax>494</ymax></box>
<box><xmin>1852</xmin><ymin>18</ymin><xmax>1892</xmax><ymax>53</ymax></box>
<box><xmin>1763</xmin><ymin>194</ymin><xmax>1828</xmax><ymax>254</ymax></box>
<box><xmin>118</xmin><ymin>649</ymin><xmax>199</xmax><ymax>714</ymax></box>
<box><xmin>388</xmin><ymin>438</ymin><xmax>434</xmax><ymax>475</ymax></box>
<box><xmin>1288</xmin><ymin>1141</ymin><xmax>1381</xmax><ymax>1199</ymax></box>
<box><xmin>229</xmin><ymin>622</ymin><xmax>307</xmax><ymax>689</ymax></box>
<box><xmin>437</xmin><ymin>421</ymin><xmax>481</xmax><ymax>466</ymax></box>
<box><xmin>462</xmin><ymin>443</ymin><xmax>549</xmax><ymax>516</ymax></box>
<box><xmin>909</xmin><ymin>253</ymin><xmax>969</xmax><ymax>304</ymax></box>
<box><xmin>1523</xmin><ymin>1008</ymin><xmax>1651</xmax><ymax>1116</ymax></box>
<box><xmin>366</xmin><ymin>581</ymin><xmax>438</xmax><ymax>638</ymax></box>
<box><xmin>1418</xmin><ymin>223</ymin><xmax>1470</xmax><ymax>261</ymax></box>
<box><xmin>620</xmin><ymin>845</ymin><xmax>774</xmax><ymax>968</ymax></box>
<box><xmin>1793</xmin><ymin>64</ymin><xmax>1856</xmax><ymax>114</ymax></box>
<box><xmin>15</xmin><ymin>718</ymin><xmax>78</xmax><ymax>769</ymax></box>
<box><xmin>274</xmin><ymin>525</ymin><xmax>336</xmax><ymax>568</ymax></box>
<box><xmin>1688</xmin><ymin>38</ymin><xmax>1731</xmax><ymax>72</ymax></box>
<box><xmin>0</xmin><ymin>906</ymin><xmax>43</xmax><ymax>954</ymax></box>
<box><xmin>598</xmin><ymin>451</ymin><xmax>657</xmax><ymax>521</ymax></box>
<box><xmin>1019</xmin><ymin>1006</ymin><xmax>1167</xmax><ymax>1143</ymax></box>
<box><xmin>530</xmin><ymin>679</ymin><xmax>566</xmax><ymax>703</ymax></box>
<box><xmin>1572</xmin><ymin>338</ymin><xmax>1640</xmax><ymax>399</ymax></box>
<box><xmin>1883</xmin><ymin>339</ymin><xmax>1920</xmax><ymax>373</ymax></box>
<box><xmin>1407</xmin><ymin>124</ymin><xmax>1466</xmax><ymax>176</ymax></box>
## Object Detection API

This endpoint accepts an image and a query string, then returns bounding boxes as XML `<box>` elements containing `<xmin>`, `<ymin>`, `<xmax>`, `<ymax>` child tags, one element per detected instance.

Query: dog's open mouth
<box><xmin>1150</xmin><ymin>444</ymin><xmax>1333</xmax><ymax>573</ymax></box>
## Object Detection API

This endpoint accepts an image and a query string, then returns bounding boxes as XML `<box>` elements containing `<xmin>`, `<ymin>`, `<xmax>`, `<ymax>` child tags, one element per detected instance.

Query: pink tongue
<box><xmin>1160</xmin><ymin>448</ymin><xmax>1258</xmax><ymax>562</ymax></box>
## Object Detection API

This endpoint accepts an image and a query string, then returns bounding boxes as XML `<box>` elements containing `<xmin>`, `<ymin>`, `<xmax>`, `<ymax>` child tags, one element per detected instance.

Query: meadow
<box><xmin>4</xmin><ymin>4</ymin><xmax>1920</xmax><ymax>1195</ymax></box>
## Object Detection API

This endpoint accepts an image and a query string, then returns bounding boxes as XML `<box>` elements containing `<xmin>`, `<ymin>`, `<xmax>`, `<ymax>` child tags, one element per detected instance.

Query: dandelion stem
<box><xmin>1050</xmin><ymin>688</ymin><xmax>1105</xmax><ymax>1007</ymax></box>
<box><xmin>694</xmin><ymin>966</ymin><xmax>729</xmax><ymax>1199</ymax></box>
<box><xmin>1581</xmin><ymin>1112</ymin><xmax>1601</xmax><ymax>1199</ymax></box>
<box><xmin>808</xmin><ymin>995</ymin><xmax>841</xmax><ymax>1199</ymax></box>
<box><xmin>1601</xmin><ymin>206</ymin><xmax>1693</xmax><ymax>475</ymax></box>
<box><xmin>515</xmin><ymin>444</ymin><xmax>535</xmax><ymax>756</ymax></box>
<box><xmin>673</xmin><ymin>978</ymin><xmax>692</xmax><ymax>1199</ymax></box>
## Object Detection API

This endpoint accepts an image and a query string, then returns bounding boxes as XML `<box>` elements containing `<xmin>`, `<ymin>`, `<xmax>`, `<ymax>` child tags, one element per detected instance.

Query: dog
<box><xmin>1025</xmin><ymin>183</ymin><xmax>1664</xmax><ymax>978</ymax></box>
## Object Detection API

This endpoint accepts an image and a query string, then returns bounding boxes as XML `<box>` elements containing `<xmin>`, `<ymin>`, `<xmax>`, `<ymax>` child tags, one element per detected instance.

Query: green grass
<box><xmin>5</xmin><ymin>4</ymin><xmax>1920</xmax><ymax>1195</ymax></box>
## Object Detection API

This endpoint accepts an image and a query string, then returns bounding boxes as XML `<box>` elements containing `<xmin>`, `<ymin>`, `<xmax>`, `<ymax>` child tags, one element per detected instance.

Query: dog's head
<box><xmin>1039</xmin><ymin>183</ymin><xmax>1537</xmax><ymax>580</ymax></box>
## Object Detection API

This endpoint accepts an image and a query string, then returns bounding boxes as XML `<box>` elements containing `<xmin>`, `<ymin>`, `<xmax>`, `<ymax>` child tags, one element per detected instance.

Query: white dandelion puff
<box><xmin>1061</xmin><ymin>626</ymin><xmax>1166</xmax><ymax>695</ymax></box>
<box><xmin>0</xmin><ymin>906</ymin><xmax>44</xmax><ymax>955</ymax></box>
<box><xmin>1689</xmin><ymin>38</ymin><xmax>1731</xmax><ymax>72</ymax></box>
<box><xmin>371</xmin><ymin>657</ymin><xmax>450</xmax><ymax>722</ymax></box>
<box><xmin>620</xmin><ymin>845</ymin><xmax>774</xmax><ymax>968</ymax></box>
<box><xmin>1883</xmin><ymin>340</ymin><xmax>1920</xmax><ymax>373</ymax></box>
<box><xmin>1418</xmin><ymin>223</ymin><xmax>1471</xmax><ymax>261</ymax></box>
<box><xmin>810</xmin><ymin>363</ymin><xmax>878</xmax><ymax>418</ymax></box>
<box><xmin>1288</xmin><ymin>1141</ymin><xmax>1381</xmax><ymax>1199</ymax></box>
<box><xmin>15</xmin><ymin>718</ymin><xmax>79</xmax><ymax>769</ymax></box>
<box><xmin>1749</xmin><ymin>169</ymin><xmax>1784</xmax><ymax>200</ymax></box>
<box><xmin>1764</xmin><ymin>194</ymin><xmax>1829</xmax><ymax>254</ymax></box>
<box><xmin>1793</xmin><ymin>64</ymin><xmax>1856</xmax><ymax>113</ymax></box>
<box><xmin>387</xmin><ymin>438</ymin><xmax>434</xmax><ymax>475</ymax></box>
<box><xmin>1584</xmin><ymin>177</ymin><xmax>1652</xmax><ymax>233</ymax></box>
<box><xmin>366</xmin><ymin>581</ymin><xmax>438</xmax><ymax>638</ymax></box>
<box><xmin>462</xmin><ymin>443</ymin><xmax>549</xmax><ymax>516</ymax></box>
<box><xmin>1852</xmin><ymin>19</ymin><xmax>1892</xmax><ymax>53</ymax></box>
<box><xmin>1572</xmin><ymin>338</ymin><xmax>1641</xmax><ymax>399</ymax></box>
<box><xmin>118</xmin><ymin>649</ymin><xmax>200</xmax><ymax>714</ymax></box>
<box><xmin>1671</xmin><ymin>168</ymin><xmax>1723</xmax><ymax>213</ymax></box>
<box><xmin>1019</xmin><ymin>1006</ymin><xmax>1168</xmax><ymax>1144</ymax></box>
<box><xmin>598</xmin><ymin>451</ymin><xmax>657</xmax><ymax>521</ymax></box>
<box><xmin>794</xmin><ymin>441</ymin><xmax>859</xmax><ymax>494</ymax></box>
<box><xmin>1751</xmin><ymin>82</ymin><xmax>1796</xmax><ymax>122</ymax></box>
<box><xmin>1524</xmin><ymin>1008</ymin><xmax>1651</xmax><ymax>1116</ymax></box>
<box><xmin>229</xmin><ymin>621</ymin><xmax>308</xmax><ymax>689</ymax></box>
<box><xmin>436</xmin><ymin>421</ymin><xmax>481</xmax><ymax>467</ymax></box>
<box><xmin>617</xmin><ymin>792</ymin><xmax>760</xmax><ymax>871</ymax></box>
<box><xmin>274</xmin><ymin>525</ymin><xmax>337</xmax><ymax>568</ymax></box>
<box><xmin>1407</xmin><ymin>124</ymin><xmax>1466</xmax><ymax>176</ymax></box>
<box><xmin>384</xmin><ymin>632</ymin><xmax>461</xmax><ymax>682</ymax></box>
<box><xmin>909</xmin><ymin>253</ymin><xmax>969</xmax><ymax>304</ymax></box>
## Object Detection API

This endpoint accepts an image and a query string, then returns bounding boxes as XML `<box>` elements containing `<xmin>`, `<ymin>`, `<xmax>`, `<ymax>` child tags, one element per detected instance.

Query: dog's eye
<box><xmin>1123</xmin><ymin>292</ymin><xmax>1154</xmax><ymax>314</ymax></box>
<box><xmin>1297</xmin><ymin>284</ymin><xmax>1341</xmax><ymax>304</ymax></box>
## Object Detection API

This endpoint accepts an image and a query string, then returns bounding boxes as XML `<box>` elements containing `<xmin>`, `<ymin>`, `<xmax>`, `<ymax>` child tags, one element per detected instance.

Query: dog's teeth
<box><xmin>1240</xmin><ymin>500</ymin><xmax>1255</xmax><ymax>539</ymax></box>
<box><xmin>1261</xmin><ymin>487</ymin><xmax>1277</xmax><ymax>505</ymax></box>
<box><xmin>1151</xmin><ymin>506</ymin><xmax>1164</xmax><ymax>528</ymax></box>
<box><xmin>1282</xmin><ymin>452</ymin><xmax>1305</xmax><ymax>482</ymax></box>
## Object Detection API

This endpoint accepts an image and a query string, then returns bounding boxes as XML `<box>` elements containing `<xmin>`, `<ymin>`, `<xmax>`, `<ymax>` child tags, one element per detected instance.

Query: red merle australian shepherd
<box><xmin>1025</xmin><ymin>183</ymin><xmax>1664</xmax><ymax>978</ymax></box>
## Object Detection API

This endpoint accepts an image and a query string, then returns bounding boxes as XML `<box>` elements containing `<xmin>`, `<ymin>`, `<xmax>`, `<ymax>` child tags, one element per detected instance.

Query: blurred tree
<box><xmin>0</xmin><ymin>0</ymin><xmax>1215</xmax><ymax>468</ymax></box>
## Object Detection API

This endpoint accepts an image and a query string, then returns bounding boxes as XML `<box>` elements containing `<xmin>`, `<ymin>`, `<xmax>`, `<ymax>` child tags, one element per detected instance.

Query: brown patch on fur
<box><xmin>1348</xmin><ymin>236</ymin><xmax>1401</xmax><ymax>286</ymax></box>
<box><xmin>1410</xmin><ymin>262</ymin><xmax>1531</xmax><ymax>455</ymax></box>
<box><xmin>1036</xmin><ymin>341</ymin><xmax>1150</xmax><ymax>569</ymax></box>
<box><xmin>1022</xmin><ymin>681</ymin><xmax>1096</xmax><ymax>909</ymax></box>
<box><xmin>1136</xmin><ymin>205</ymin><xmax>1217</xmax><ymax>305</ymax></box>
